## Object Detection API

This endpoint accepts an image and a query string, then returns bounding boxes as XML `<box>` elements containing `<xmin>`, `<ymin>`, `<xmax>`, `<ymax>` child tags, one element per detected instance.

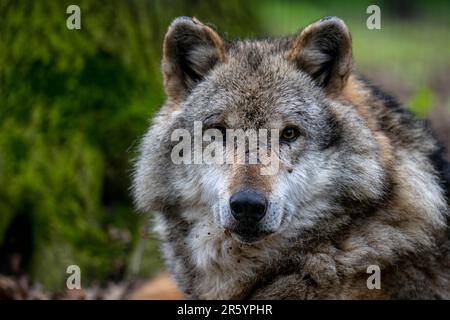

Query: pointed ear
<box><xmin>162</xmin><ymin>17</ymin><xmax>226</xmax><ymax>102</ymax></box>
<box><xmin>287</xmin><ymin>17</ymin><xmax>352</xmax><ymax>94</ymax></box>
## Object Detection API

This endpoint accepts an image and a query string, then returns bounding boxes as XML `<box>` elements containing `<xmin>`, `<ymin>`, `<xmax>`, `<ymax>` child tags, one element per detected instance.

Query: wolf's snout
<box><xmin>229</xmin><ymin>190</ymin><xmax>267</xmax><ymax>223</ymax></box>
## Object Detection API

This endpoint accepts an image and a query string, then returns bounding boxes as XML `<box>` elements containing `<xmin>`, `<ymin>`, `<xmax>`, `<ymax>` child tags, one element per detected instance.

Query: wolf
<box><xmin>132</xmin><ymin>16</ymin><xmax>450</xmax><ymax>299</ymax></box>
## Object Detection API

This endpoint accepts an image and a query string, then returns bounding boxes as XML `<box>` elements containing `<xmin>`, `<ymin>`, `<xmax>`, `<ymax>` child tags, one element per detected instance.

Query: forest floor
<box><xmin>0</xmin><ymin>272</ymin><xmax>181</xmax><ymax>300</ymax></box>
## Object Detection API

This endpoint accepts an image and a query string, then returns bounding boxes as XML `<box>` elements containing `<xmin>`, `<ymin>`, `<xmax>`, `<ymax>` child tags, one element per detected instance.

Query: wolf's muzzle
<box><xmin>229</xmin><ymin>189</ymin><xmax>267</xmax><ymax>223</ymax></box>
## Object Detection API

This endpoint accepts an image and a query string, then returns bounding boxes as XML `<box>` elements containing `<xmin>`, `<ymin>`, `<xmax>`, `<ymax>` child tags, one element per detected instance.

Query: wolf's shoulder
<box><xmin>430</xmin><ymin>146</ymin><xmax>450</xmax><ymax>204</ymax></box>
<box><xmin>358</xmin><ymin>75</ymin><xmax>450</xmax><ymax>200</ymax></box>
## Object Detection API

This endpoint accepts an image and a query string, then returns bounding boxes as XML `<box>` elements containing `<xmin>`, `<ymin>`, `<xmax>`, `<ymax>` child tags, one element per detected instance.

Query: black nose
<box><xmin>229</xmin><ymin>190</ymin><xmax>267</xmax><ymax>223</ymax></box>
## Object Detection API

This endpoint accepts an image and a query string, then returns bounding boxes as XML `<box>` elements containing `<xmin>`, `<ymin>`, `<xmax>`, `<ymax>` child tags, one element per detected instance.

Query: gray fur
<box><xmin>132</xmin><ymin>17</ymin><xmax>450</xmax><ymax>299</ymax></box>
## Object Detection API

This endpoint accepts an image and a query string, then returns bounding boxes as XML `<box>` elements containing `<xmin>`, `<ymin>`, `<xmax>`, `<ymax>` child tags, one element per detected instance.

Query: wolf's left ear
<box><xmin>162</xmin><ymin>17</ymin><xmax>225</xmax><ymax>102</ymax></box>
<box><xmin>287</xmin><ymin>17</ymin><xmax>352</xmax><ymax>94</ymax></box>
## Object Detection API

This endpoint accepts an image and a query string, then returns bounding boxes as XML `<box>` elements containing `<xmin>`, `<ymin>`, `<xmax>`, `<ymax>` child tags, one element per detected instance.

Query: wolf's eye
<box><xmin>281</xmin><ymin>127</ymin><xmax>300</xmax><ymax>142</ymax></box>
<box><xmin>209</xmin><ymin>124</ymin><xmax>227</xmax><ymax>140</ymax></box>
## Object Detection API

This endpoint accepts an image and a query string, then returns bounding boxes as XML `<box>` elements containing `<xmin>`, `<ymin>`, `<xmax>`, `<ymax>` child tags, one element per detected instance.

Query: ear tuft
<box><xmin>162</xmin><ymin>17</ymin><xmax>225</xmax><ymax>102</ymax></box>
<box><xmin>287</xmin><ymin>17</ymin><xmax>353</xmax><ymax>94</ymax></box>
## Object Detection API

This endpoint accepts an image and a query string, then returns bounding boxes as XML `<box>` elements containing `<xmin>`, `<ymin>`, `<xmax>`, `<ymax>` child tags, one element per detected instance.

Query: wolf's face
<box><xmin>134</xmin><ymin>17</ymin><xmax>387</xmax><ymax>246</ymax></box>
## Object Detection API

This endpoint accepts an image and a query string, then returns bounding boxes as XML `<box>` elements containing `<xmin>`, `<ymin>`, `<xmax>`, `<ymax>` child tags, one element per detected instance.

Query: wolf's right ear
<box><xmin>287</xmin><ymin>17</ymin><xmax>353</xmax><ymax>95</ymax></box>
<box><xmin>162</xmin><ymin>17</ymin><xmax>225</xmax><ymax>102</ymax></box>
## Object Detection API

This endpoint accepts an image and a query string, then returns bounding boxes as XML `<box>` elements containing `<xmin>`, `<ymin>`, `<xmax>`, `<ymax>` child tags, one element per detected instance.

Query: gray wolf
<box><xmin>132</xmin><ymin>16</ymin><xmax>450</xmax><ymax>299</ymax></box>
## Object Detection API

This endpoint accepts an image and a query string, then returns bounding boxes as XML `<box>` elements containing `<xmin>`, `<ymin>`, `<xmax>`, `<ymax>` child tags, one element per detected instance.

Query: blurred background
<box><xmin>0</xmin><ymin>0</ymin><xmax>449</xmax><ymax>299</ymax></box>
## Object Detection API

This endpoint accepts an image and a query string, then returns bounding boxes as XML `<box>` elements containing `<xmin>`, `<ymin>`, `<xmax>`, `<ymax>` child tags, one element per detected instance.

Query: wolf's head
<box><xmin>133</xmin><ymin>17</ymin><xmax>388</xmax><ymax>245</ymax></box>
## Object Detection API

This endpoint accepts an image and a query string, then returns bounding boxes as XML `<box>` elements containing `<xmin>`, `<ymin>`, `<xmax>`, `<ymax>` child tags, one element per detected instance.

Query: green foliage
<box><xmin>0</xmin><ymin>109</ymin><xmax>111</xmax><ymax>290</ymax></box>
<box><xmin>408</xmin><ymin>87</ymin><xmax>435</xmax><ymax>118</ymax></box>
